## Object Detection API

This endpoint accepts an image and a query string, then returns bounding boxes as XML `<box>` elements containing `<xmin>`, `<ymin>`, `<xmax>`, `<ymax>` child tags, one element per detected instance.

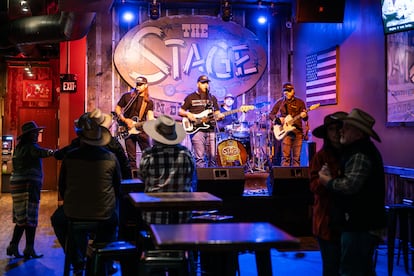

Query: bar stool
<box><xmin>136</xmin><ymin>230</ymin><xmax>190</xmax><ymax>275</ymax></box>
<box><xmin>63</xmin><ymin>220</ymin><xmax>100</xmax><ymax>276</ymax></box>
<box><xmin>86</xmin><ymin>240</ymin><xmax>138</xmax><ymax>275</ymax></box>
<box><xmin>385</xmin><ymin>204</ymin><xmax>414</xmax><ymax>276</ymax></box>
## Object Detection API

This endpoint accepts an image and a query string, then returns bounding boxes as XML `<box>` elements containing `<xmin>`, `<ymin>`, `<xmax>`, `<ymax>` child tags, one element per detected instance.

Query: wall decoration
<box><xmin>23</xmin><ymin>80</ymin><xmax>52</xmax><ymax>102</ymax></box>
<box><xmin>305</xmin><ymin>46</ymin><xmax>338</xmax><ymax>107</ymax></box>
<box><xmin>113</xmin><ymin>15</ymin><xmax>267</xmax><ymax>108</ymax></box>
<box><xmin>386</xmin><ymin>30</ymin><xmax>414</xmax><ymax>126</ymax></box>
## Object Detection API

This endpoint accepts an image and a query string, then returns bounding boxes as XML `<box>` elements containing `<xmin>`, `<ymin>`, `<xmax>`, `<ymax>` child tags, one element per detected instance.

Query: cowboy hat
<box><xmin>18</xmin><ymin>121</ymin><xmax>45</xmax><ymax>138</ymax></box>
<box><xmin>313</xmin><ymin>111</ymin><xmax>348</xmax><ymax>139</ymax></box>
<box><xmin>89</xmin><ymin>108</ymin><xmax>112</xmax><ymax>129</ymax></box>
<box><xmin>76</xmin><ymin>113</ymin><xmax>112</xmax><ymax>146</ymax></box>
<box><xmin>143</xmin><ymin>115</ymin><xmax>186</xmax><ymax>145</ymax></box>
<box><xmin>343</xmin><ymin>108</ymin><xmax>381</xmax><ymax>142</ymax></box>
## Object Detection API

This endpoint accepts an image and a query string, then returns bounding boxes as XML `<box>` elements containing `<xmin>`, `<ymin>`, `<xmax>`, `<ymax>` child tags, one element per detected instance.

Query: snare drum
<box><xmin>216</xmin><ymin>139</ymin><xmax>248</xmax><ymax>167</ymax></box>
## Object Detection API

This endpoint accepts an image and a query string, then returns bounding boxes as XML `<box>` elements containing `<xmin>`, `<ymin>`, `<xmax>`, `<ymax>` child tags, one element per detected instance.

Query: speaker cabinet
<box><xmin>271</xmin><ymin>166</ymin><xmax>312</xmax><ymax>236</ymax></box>
<box><xmin>196</xmin><ymin>167</ymin><xmax>245</xmax><ymax>199</ymax></box>
<box><xmin>296</xmin><ymin>0</ymin><xmax>345</xmax><ymax>23</ymax></box>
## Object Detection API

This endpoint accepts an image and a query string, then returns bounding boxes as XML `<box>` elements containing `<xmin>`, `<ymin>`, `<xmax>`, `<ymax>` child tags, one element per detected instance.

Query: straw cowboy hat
<box><xmin>313</xmin><ymin>111</ymin><xmax>348</xmax><ymax>139</ymax></box>
<box><xmin>143</xmin><ymin>115</ymin><xmax>186</xmax><ymax>145</ymax></box>
<box><xmin>343</xmin><ymin>108</ymin><xmax>381</xmax><ymax>142</ymax></box>
<box><xmin>18</xmin><ymin>121</ymin><xmax>45</xmax><ymax>138</ymax></box>
<box><xmin>89</xmin><ymin>108</ymin><xmax>112</xmax><ymax>129</ymax></box>
<box><xmin>76</xmin><ymin>112</ymin><xmax>112</xmax><ymax>146</ymax></box>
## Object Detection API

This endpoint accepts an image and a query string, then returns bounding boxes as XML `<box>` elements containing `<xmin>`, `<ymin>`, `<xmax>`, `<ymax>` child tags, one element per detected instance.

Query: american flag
<box><xmin>305</xmin><ymin>47</ymin><xmax>338</xmax><ymax>107</ymax></box>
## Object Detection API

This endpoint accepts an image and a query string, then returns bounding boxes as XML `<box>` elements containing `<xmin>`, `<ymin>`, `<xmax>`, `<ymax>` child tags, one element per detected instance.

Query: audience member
<box><xmin>139</xmin><ymin>115</ymin><xmax>195</xmax><ymax>225</ymax></box>
<box><xmin>319</xmin><ymin>108</ymin><xmax>386</xmax><ymax>275</ymax></box>
<box><xmin>52</xmin><ymin>112</ymin><xmax>121</xmax><ymax>274</ymax></box>
<box><xmin>54</xmin><ymin>108</ymin><xmax>132</xmax><ymax>179</ymax></box>
<box><xmin>6</xmin><ymin>121</ymin><xmax>55</xmax><ymax>259</ymax></box>
<box><xmin>310</xmin><ymin>111</ymin><xmax>347</xmax><ymax>276</ymax></box>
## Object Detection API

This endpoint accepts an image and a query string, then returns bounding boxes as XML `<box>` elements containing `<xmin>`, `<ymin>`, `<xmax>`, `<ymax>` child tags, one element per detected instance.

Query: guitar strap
<box><xmin>138</xmin><ymin>100</ymin><xmax>147</xmax><ymax>121</ymax></box>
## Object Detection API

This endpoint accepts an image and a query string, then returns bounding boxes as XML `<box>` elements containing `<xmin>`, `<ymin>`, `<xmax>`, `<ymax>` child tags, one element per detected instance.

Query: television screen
<box><xmin>382</xmin><ymin>0</ymin><xmax>414</xmax><ymax>34</ymax></box>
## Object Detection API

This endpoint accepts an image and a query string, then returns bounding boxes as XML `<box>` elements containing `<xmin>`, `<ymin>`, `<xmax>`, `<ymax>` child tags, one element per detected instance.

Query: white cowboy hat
<box><xmin>89</xmin><ymin>108</ymin><xmax>112</xmax><ymax>129</ymax></box>
<box><xmin>343</xmin><ymin>108</ymin><xmax>381</xmax><ymax>142</ymax></box>
<box><xmin>143</xmin><ymin>115</ymin><xmax>186</xmax><ymax>145</ymax></box>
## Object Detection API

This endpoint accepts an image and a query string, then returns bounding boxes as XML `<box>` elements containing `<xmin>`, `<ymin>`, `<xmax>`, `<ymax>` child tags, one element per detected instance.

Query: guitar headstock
<box><xmin>240</xmin><ymin>105</ymin><xmax>255</xmax><ymax>113</ymax></box>
<box><xmin>309</xmin><ymin>103</ymin><xmax>321</xmax><ymax>111</ymax></box>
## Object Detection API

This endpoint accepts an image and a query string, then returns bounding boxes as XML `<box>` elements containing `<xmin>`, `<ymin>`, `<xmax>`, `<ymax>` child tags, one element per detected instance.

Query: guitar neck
<box><xmin>221</xmin><ymin>108</ymin><xmax>243</xmax><ymax>117</ymax></box>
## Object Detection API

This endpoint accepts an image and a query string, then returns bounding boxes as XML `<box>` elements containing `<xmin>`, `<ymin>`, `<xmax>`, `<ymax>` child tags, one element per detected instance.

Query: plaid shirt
<box><xmin>139</xmin><ymin>143</ymin><xmax>195</xmax><ymax>224</ymax></box>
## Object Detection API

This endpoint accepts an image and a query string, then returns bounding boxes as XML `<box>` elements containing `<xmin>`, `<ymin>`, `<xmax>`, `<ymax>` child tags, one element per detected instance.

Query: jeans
<box><xmin>340</xmin><ymin>231</ymin><xmax>379</xmax><ymax>276</ymax></box>
<box><xmin>317</xmin><ymin>237</ymin><xmax>341</xmax><ymax>276</ymax></box>
<box><xmin>281</xmin><ymin>130</ymin><xmax>303</xmax><ymax>166</ymax></box>
<box><xmin>191</xmin><ymin>131</ymin><xmax>216</xmax><ymax>168</ymax></box>
<box><xmin>125</xmin><ymin>132</ymin><xmax>150</xmax><ymax>169</ymax></box>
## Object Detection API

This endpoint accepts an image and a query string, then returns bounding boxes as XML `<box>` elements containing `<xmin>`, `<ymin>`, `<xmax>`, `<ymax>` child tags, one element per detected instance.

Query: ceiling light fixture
<box><xmin>149</xmin><ymin>0</ymin><xmax>160</xmax><ymax>20</ymax></box>
<box><xmin>221</xmin><ymin>1</ymin><xmax>232</xmax><ymax>22</ymax></box>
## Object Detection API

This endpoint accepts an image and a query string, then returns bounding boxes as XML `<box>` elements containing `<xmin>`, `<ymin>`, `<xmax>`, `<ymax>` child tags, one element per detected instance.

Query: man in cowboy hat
<box><xmin>54</xmin><ymin>113</ymin><xmax>121</xmax><ymax>274</ymax></box>
<box><xmin>318</xmin><ymin>108</ymin><xmax>386</xmax><ymax>275</ymax></box>
<box><xmin>139</xmin><ymin>115</ymin><xmax>195</xmax><ymax>225</ymax></box>
<box><xmin>309</xmin><ymin>111</ymin><xmax>347</xmax><ymax>276</ymax></box>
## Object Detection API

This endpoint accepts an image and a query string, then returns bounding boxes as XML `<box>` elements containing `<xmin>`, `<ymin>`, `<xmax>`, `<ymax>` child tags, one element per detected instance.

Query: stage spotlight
<box><xmin>149</xmin><ymin>0</ymin><xmax>160</xmax><ymax>20</ymax></box>
<box><xmin>257</xmin><ymin>15</ymin><xmax>267</xmax><ymax>25</ymax></box>
<box><xmin>221</xmin><ymin>1</ymin><xmax>232</xmax><ymax>22</ymax></box>
<box><xmin>117</xmin><ymin>3</ymin><xmax>139</xmax><ymax>26</ymax></box>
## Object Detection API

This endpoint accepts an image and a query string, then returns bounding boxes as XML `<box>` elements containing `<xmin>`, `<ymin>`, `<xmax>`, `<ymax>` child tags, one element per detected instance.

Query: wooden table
<box><xmin>149</xmin><ymin>222</ymin><xmax>300</xmax><ymax>276</ymax></box>
<box><xmin>128</xmin><ymin>192</ymin><xmax>223</xmax><ymax>211</ymax></box>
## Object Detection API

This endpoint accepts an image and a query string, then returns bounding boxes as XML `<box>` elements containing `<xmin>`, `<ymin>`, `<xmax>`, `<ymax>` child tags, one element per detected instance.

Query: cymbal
<box><xmin>254</xmin><ymin>102</ymin><xmax>271</xmax><ymax>108</ymax></box>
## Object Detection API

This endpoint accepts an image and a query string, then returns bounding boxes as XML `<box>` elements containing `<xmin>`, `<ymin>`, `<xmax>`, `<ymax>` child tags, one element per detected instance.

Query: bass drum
<box><xmin>216</xmin><ymin>139</ymin><xmax>248</xmax><ymax>167</ymax></box>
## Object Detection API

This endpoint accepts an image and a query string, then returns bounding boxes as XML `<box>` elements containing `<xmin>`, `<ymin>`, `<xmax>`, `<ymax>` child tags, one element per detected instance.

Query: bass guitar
<box><xmin>182</xmin><ymin>105</ymin><xmax>255</xmax><ymax>134</ymax></box>
<box><xmin>273</xmin><ymin>103</ymin><xmax>320</xmax><ymax>141</ymax></box>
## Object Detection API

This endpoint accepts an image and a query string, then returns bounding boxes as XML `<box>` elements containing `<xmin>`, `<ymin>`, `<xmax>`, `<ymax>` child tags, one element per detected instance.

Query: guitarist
<box><xmin>115</xmin><ymin>76</ymin><xmax>155</xmax><ymax>170</ymax></box>
<box><xmin>179</xmin><ymin>75</ymin><xmax>224</xmax><ymax>168</ymax></box>
<box><xmin>269</xmin><ymin>82</ymin><xmax>308</xmax><ymax>167</ymax></box>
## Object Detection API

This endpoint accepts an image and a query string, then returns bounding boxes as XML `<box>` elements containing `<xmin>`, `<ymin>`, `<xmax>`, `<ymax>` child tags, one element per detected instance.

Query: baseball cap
<box><xmin>224</xmin><ymin>93</ymin><xmax>234</xmax><ymax>99</ymax></box>
<box><xmin>197</xmin><ymin>75</ymin><xmax>211</xmax><ymax>83</ymax></box>
<box><xmin>282</xmin><ymin>82</ymin><xmax>294</xmax><ymax>91</ymax></box>
<box><xmin>136</xmin><ymin>76</ymin><xmax>148</xmax><ymax>85</ymax></box>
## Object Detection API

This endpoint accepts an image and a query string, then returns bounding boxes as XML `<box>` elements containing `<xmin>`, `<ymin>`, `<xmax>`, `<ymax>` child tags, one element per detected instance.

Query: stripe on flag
<box><xmin>306</xmin><ymin>47</ymin><xmax>338</xmax><ymax>107</ymax></box>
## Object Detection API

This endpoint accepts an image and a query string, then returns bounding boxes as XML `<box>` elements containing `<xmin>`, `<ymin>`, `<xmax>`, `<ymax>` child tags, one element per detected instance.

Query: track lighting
<box><xmin>221</xmin><ymin>1</ymin><xmax>232</xmax><ymax>22</ymax></box>
<box><xmin>149</xmin><ymin>0</ymin><xmax>160</xmax><ymax>20</ymax></box>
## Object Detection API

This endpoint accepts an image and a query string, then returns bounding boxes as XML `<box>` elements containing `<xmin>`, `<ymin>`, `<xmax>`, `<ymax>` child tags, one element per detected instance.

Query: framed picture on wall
<box><xmin>23</xmin><ymin>80</ymin><xmax>52</xmax><ymax>102</ymax></box>
<box><xmin>386</xmin><ymin>30</ymin><xmax>414</xmax><ymax>126</ymax></box>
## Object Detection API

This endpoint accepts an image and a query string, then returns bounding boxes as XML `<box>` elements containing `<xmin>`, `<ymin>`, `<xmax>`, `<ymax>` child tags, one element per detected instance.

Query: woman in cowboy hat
<box><xmin>309</xmin><ymin>111</ymin><xmax>347</xmax><ymax>276</ymax></box>
<box><xmin>319</xmin><ymin>108</ymin><xmax>386</xmax><ymax>275</ymax></box>
<box><xmin>7</xmin><ymin>121</ymin><xmax>55</xmax><ymax>259</ymax></box>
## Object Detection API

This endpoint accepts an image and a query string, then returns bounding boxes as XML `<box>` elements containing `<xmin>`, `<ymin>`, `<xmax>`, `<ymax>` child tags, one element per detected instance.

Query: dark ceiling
<box><xmin>0</xmin><ymin>0</ymin><xmax>291</xmax><ymax>61</ymax></box>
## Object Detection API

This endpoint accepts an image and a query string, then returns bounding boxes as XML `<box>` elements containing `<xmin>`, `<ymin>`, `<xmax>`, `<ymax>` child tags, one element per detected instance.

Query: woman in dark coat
<box><xmin>6</xmin><ymin>121</ymin><xmax>54</xmax><ymax>258</ymax></box>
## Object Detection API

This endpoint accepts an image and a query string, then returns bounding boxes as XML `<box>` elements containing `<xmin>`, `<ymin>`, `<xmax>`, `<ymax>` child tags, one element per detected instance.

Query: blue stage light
<box><xmin>257</xmin><ymin>15</ymin><xmax>267</xmax><ymax>25</ymax></box>
<box><xmin>122</xmin><ymin>11</ymin><xmax>135</xmax><ymax>23</ymax></box>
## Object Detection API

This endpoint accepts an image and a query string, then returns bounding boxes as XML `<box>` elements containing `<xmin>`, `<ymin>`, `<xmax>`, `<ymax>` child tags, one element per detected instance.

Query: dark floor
<box><xmin>0</xmin><ymin>191</ymin><xmax>409</xmax><ymax>275</ymax></box>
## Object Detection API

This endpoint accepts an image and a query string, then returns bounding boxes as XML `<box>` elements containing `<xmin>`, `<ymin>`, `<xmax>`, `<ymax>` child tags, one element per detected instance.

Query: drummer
<box><xmin>217</xmin><ymin>93</ymin><xmax>239</xmax><ymax>135</ymax></box>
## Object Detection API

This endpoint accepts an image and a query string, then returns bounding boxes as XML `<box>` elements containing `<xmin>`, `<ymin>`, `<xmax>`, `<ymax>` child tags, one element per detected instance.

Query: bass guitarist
<box><xmin>269</xmin><ymin>82</ymin><xmax>308</xmax><ymax>167</ymax></box>
<box><xmin>179</xmin><ymin>75</ymin><xmax>224</xmax><ymax>168</ymax></box>
<box><xmin>115</xmin><ymin>76</ymin><xmax>155</xmax><ymax>170</ymax></box>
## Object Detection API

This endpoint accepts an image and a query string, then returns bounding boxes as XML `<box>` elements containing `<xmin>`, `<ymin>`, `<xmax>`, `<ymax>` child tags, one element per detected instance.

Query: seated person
<box><xmin>51</xmin><ymin>112</ymin><xmax>121</xmax><ymax>273</ymax></box>
<box><xmin>139</xmin><ymin>115</ymin><xmax>195</xmax><ymax>225</ymax></box>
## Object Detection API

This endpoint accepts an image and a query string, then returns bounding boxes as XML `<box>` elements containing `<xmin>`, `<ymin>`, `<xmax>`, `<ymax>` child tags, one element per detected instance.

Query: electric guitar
<box><xmin>112</xmin><ymin>112</ymin><xmax>145</xmax><ymax>139</ymax></box>
<box><xmin>273</xmin><ymin>103</ymin><xmax>320</xmax><ymax>141</ymax></box>
<box><xmin>182</xmin><ymin>105</ymin><xmax>255</xmax><ymax>134</ymax></box>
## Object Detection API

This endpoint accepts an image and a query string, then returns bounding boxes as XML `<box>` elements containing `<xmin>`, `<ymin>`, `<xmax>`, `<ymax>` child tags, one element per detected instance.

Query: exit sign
<box><xmin>60</xmin><ymin>74</ymin><xmax>77</xmax><ymax>93</ymax></box>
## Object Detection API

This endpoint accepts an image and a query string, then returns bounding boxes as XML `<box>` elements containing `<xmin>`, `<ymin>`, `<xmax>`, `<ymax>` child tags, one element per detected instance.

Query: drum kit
<box><xmin>216</xmin><ymin>102</ymin><xmax>274</xmax><ymax>172</ymax></box>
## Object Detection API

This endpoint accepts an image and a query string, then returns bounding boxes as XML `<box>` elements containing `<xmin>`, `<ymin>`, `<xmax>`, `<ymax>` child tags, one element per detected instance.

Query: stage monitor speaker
<box><xmin>271</xmin><ymin>166</ymin><xmax>312</xmax><ymax>202</ymax></box>
<box><xmin>296</xmin><ymin>0</ymin><xmax>345</xmax><ymax>23</ymax></box>
<box><xmin>196</xmin><ymin>167</ymin><xmax>245</xmax><ymax>199</ymax></box>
